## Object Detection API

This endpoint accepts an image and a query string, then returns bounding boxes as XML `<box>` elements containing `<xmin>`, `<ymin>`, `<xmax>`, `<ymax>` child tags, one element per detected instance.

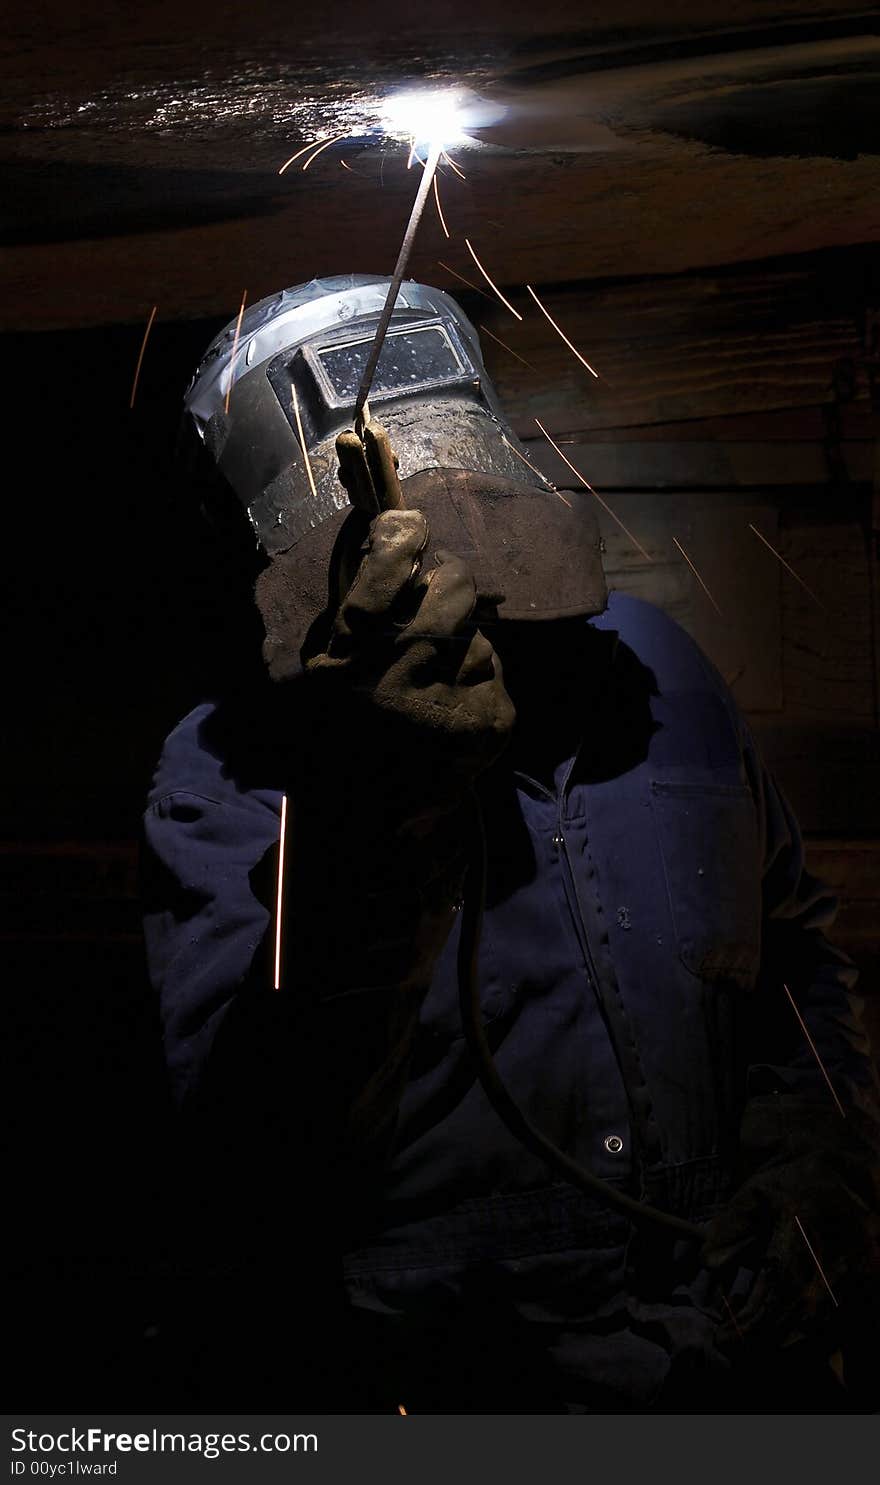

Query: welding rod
<box><xmin>353</xmin><ymin>138</ymin><xmax>443</xmax><ymax>428</ymax></box>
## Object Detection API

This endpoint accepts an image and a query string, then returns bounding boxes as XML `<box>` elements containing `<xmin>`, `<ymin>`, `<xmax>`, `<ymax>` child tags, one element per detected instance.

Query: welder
<box><xmin>143</xmin><ymin>275</ymin><xmax>880</xmax><ymax>1412</ymax></box>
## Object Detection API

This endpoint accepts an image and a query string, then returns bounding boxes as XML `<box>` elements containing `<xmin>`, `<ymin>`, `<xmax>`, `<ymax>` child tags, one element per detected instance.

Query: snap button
<box><xmin>604</xmin><ymin>1134</ymin><xmax>624</xmax><ymax>1155</ymax></box>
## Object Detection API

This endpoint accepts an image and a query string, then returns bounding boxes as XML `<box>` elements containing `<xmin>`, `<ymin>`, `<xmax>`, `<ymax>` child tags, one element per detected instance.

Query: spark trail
<box><xmin>535</xmin><ymin>419</ymin><xmax>652</xmax><ymax>562</ymax></box>
<box><xmin>526</xmin><ymin>285</ymin><xmax>599</xmax><ymax>378</ymax></box>
<box><xmin>478</xmin><ymin>323</ymin><xmax>534</xmax><ymax>369</ymax></box>
<box><xmin>465</xmin><ymin>240</ymin><xmax>522</xmax><ymax>320</ymax></box>
<box><xmin>129</xmin><ymin>305</ymin><xmax>157</xmax><ymax>410</ymax></box>
<box><xmin>224</xmin><ymin>291</ymin><xmax>247</xmax><ymax>415</ymax></box>
<box><xmin>437</xmin><ymin>261</ymin><xmax>493</xmax><ymax>301</ymax></box>
<box><xmin>273</xmin><ymin>794</ymin><xmax>288</xmax><ymax>991</ymax></box>
<box><xmin>672</xmin><ymin>537</ymin><xmax>723</xmax><ymax>617</ymax></box>
<box><xmin>291</xmin><ymin>385</ymin><xmax>318</xmax><ymax>499</ymax></box>
<box><xmin>794</xmin><ymin>1216</ymin><xmax>839</xmax><ymax>1307</ymax></box>
<box><xmin>748</xmin><ymin>523</ymin><xmax>826</xmax><ymax>611</ymax></box>
<box><xmin>782</xmin><ymin>983</ymin><xmax>846</xmax><ymax>1118</ymax></box>
<box><xmin>302</xmin><ymin>133</ymin><xmax>348</xmax><ymax>171</ymax></box>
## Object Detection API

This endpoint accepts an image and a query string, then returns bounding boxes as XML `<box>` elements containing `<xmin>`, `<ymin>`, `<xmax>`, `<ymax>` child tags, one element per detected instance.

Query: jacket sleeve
<box><xmin>142</xmin><ymin>784</ymin><xmax>282</xmax><ymax>1112</ymax></box>
<box><xmin>742</xmin><ymin>729</ymin><xmax>880</xmax><ymax>1129</ymax></box>
<box><xmin>141</xmin><ymin>724</ymin><xmax>464</xmax><ymax>1236</ymax></box>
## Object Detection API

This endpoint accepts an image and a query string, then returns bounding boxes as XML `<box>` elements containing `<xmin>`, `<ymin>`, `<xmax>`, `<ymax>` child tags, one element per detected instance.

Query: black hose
<box><xmin>457</xmin><ymin>794</ymin><xmax>705</xmax><ymax>1244</ymax></box>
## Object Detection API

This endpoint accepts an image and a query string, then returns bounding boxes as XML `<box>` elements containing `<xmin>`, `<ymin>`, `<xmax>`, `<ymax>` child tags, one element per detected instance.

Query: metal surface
<box><xmin>183</xmin><ymin>274</ymin><xmax>553</xmax><ymax>557</ymax></box>
<box><xmin>6</xmin><ymin>7</ymin><xmax>880</xmax><ymax>331</ymax></box>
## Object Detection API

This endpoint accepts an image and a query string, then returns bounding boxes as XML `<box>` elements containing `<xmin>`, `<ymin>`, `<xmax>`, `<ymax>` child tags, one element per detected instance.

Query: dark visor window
<box><xmin>317</xmin><ymin>325</ymin><xmax>465</xmax><ymax>401</ymax></box>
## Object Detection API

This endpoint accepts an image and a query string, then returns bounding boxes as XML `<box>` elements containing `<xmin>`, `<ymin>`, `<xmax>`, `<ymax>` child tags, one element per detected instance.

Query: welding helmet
<box><xmin>182</xmin><ymin>274</ymin><xmax>606</xmax><ymax>668</ymax></box>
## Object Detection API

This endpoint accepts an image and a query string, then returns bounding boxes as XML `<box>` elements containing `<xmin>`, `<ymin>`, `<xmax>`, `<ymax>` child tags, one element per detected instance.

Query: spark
<box><xmin>278</xmin><ymin>139</ymin><xmax>320</xmax><ymax>174</ymax></box>
<box><xmin>464</xmin><ymin>239</ymin><xmax>522</xmax><ymax>320</ymax></box>
<box><xmin>478</xmin><ymin>322</ymin><xmax>534</xmax><ymax>369</ymax></box>
<box><xmin>340</xmin><ymin>157</ymin><xmax>372</xmax><ymax>180</ymax></box>
<box><xmin>526</xmin><ymin>285</ymin><xmax>599</xmax><ymax>378</ymax></box>
<box><xmin>129</xmin><ymin>304</ymin><xmax>157</xmax><ymax>410</ymax></box>
<box><xmin>534</xmin><ymin>418</ymin><xmax>653</xmax><ymax>562</ymax></box>
<box><xmin>501</xmin><ymin>433</ymin><xmax>571</xmax><ymax>507</ymax></box>
<box><xmin>291</xmin><ymin>383</ymin><xmax>318</xmax><ymax>499</ymax></box>
<box><xmin>382</xmin><ymin>88</ymin><xmax>466</xmax><ymax>152</ymax></box>
<box><xmin>397</xmin><ymin>1405</ymin><xmax>407</xmax><ymax>1416</ymax></box>
<box><xmin>407</xmin><ymin>135</ymin><xmax>416</xmax><ymax>170</ymax></box>
<box><xmin>433</xmin><ymin>174</ymin><xmax>450</xmax><ymax>238</ymax></box>
<box><xmin>224</xmin><ymin>290</ymin><xmax>247</xmax><ymax>415</ymax></box>
<box><xmin>273</xmin><ymin>793</ymin><xmax>288</xmax><ymax>991</ymax></box>
<box><xmin>794</xmin><ymin>1215</ymin><xmax>839</xmax><ymax>1307</ymax></box>
<box><xmin>436</xmin><ymin>260</ymin><xmax>493</xmax><ymax>301</ymax></box>
<box><xmin>672</xmin><ymin>537</ymin><xmax>724</xmax><ymax>617</ymax></box>
<box><xmin>302</xmin><ymin>133</ymin><xmax>348</xmax><ymax>171</ymax></box>
<box><xmin>721</xmin><ymin>1294</ymin><xmax>744</xmax><ymax>1341</ymax></box>
<box><xmin>748</xmin><ymin>524</ymin><xmax>826</xmax><ymax>611</ymax></box>
<box><xmin>783</xmin><ymin>983</ymin><xmax>846</xmax><ymax>1119</ymax></box>
<box><xmin>442</xmin><ymin>150</ymin><xmax>466</xmax><ymax>180</ymax></box>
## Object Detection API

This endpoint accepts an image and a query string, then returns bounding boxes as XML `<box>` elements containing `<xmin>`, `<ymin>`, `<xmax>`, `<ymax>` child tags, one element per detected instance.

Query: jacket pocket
<box><xmin>650</xmin><ymin>779</ymin><xmax>761</xmax><ymax>985</ymax></box>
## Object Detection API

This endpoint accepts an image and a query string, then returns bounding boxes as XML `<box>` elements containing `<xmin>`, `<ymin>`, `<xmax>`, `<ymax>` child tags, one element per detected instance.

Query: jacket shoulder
<box><xmin>146</xmin><ymin>700</ymin><xmax>282</xmax><ymax>822</ymax></box>
<box><xmin>596</xmin><ymin>592</ymin><xmax>737</xmax><ymax>704</ymax></box>
<box><xmin>147</xmin><ymin>702</ymin><xmax>228</xmax><ymax>808</ymax></box>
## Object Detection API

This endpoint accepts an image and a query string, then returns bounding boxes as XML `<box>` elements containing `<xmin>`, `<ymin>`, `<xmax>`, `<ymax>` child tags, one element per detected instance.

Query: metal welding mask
<box><xmin>182</xmin><ymin>274</ymin><xmax>607</xmax><ymax>670</ymax></box>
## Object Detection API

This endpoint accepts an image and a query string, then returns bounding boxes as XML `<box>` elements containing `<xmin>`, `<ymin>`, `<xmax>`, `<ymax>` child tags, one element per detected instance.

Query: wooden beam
<box><xmin>520</xmin><ymin>438</ymin><xmax>874</xmax><ymax>488</ymax></box>
<box><xmin>474</xmin><ymin>253</ymin><xmax>875</xmax><ymax>434</ymax></box>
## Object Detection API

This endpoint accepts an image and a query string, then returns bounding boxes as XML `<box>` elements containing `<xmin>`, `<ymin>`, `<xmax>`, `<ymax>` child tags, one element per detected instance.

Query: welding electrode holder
<box><xmin>332</xmin><ymin>421</ymin><xmax>417</xmax><ymax>612</ymax></box>
<box><xmin>336</xmin><ymin>422</ymin><xmax>404</xmax><ymax>517</ymax></box>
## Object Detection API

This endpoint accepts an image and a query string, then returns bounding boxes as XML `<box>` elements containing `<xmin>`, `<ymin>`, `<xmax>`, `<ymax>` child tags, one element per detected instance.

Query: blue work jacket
<box><xmin>143</xmin><ymin>593</ymin><xmax>875</xmax><ymax>1408</ymax></box>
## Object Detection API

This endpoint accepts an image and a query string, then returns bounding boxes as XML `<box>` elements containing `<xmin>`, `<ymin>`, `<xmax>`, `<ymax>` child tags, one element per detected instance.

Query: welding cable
<box><xmin>457</xmin><ymin>793</ymin><xmax>705</xmax><ymax>1242</ymax></box>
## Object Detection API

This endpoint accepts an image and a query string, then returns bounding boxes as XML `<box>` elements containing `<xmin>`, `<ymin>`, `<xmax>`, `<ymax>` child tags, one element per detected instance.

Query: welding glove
<box><xmin>305</xmin><ymin>505</ymin><xmax>513</xmax><ymax>778</ymax></box>
<box><xmin>268</xmin><ymin>507</ymin><xmax>514</xmax><ymax>1171</ymax></box>
<box><xmin>701</xmin><ymin>1095</ymin><xmax>880</xmax><ymax>1356</ymax></box>
<box><xmin>291</xmin><ymin>504</ymin><xmax>514</xmax><ymax>985</ymax></box>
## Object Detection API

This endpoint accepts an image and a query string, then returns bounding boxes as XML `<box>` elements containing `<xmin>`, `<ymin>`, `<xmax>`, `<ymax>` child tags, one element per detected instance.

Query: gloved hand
<box><xmin>270</xmin><ymin>506</ymin><xmax>514</xmax><ymax>1173</ymax></box>
<box><xmin>304</xmin><ymin>504</ymin><xmax>514</xmax><ymax>793</ymax></box>
<box><xmin>701</xmin><ymin>1095</ymin><xmax>880</xmax><ymax>1353</ymax></box>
